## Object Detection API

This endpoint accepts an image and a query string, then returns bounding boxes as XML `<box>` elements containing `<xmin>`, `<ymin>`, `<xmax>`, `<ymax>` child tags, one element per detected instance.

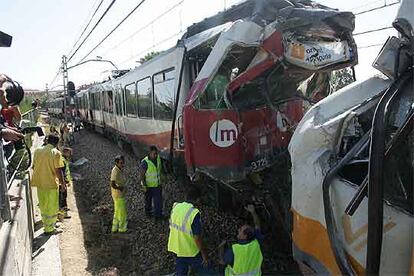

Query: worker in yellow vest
<box><xmin>139</xmin><ymin>145</ymin><xmax>163</xmax><ymax>219</ymax></box>
<box><xmin>32</xmin><ymin>134</ymin><xmax>66</xmax><ymax>234</ymax></box>
<box><xmin>110</xmin><ymin>155</ymin><xmax>127</xmax><ymax>233</ymax></box>
<box><xmin>222</xmin><ymin>204</ymin><xmax>263</xmax><ymax>276</ymax></box>
<box><xmin>167</xmin><ymin>188</ymin><xmax>213</xmax><ymax>275</ymax></box>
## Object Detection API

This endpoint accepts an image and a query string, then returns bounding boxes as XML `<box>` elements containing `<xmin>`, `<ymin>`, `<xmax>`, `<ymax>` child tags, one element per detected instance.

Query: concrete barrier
<box><xmin>0</xmin><ymin>178</ymin><xmax>33</xmax><ymax>276</ymax></box>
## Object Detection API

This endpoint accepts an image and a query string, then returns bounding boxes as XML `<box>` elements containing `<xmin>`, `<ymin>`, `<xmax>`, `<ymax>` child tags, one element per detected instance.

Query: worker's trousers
<box><xmin>112</xmin><ymin>197</ymin><xmax>127</xmax><ymax>232</ymax></box>
<box><xmin>59</xmin><ymin>189</ymin><xmax>68</xmax><ymax>209</ymax></box>
<box><xmin>37</xmin><ymin>187</ymin><xmax>59</xmax><ymax>233</ymax></box>
<box><xmin>144</xmin><ymin>187</ymin><xmax>162</xmax><ymax>218</ymax></box>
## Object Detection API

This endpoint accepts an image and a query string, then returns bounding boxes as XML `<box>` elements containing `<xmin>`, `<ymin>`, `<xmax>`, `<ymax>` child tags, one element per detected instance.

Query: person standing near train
<box><xmin>110</xmin><ymin>155</ymin><xmax>128</xmax><ymax>233</ymax></box>
<box><xmin>139</xmin><ymin>145</ymin><xmax>164</xmax><ymax>219</ymax></box>
<box><xmin>31</xmin><ymin>134</ymin><xmax>66</xmax><ymax>234</ymax></box>
<box><xmin>58</xmin><ymin>147</ymin><xmax>73</xmax><ymax>220</ymax></box>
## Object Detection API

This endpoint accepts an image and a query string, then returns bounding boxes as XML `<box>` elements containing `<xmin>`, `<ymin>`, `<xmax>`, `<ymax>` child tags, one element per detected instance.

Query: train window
<box><xmin>197</xmin><ymin>45</ymin><xmax>258</xmax><ymax>110</ymax></box>
<box><xmin>125</xmin><ymin>83</ymin><xmax>137</xmax><ymax>117</ymax></box>
<box><xmin>137</xmin><ymin>77</ymin><xmax>152</xmax><ymax>118</ymax></box>
<box><xmin>198</xmin><ymin>70</ymin><xmax>229</xmax><ymax>109</ymax></box>
<box><xmin>153</xmin><ymin>68</ymin><xmax>175</xmax><ymax>120</ymax></box>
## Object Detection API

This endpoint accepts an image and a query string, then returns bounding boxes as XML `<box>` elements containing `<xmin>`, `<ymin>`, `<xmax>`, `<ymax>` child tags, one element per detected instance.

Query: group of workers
<box><xmin>110</xmin><ymin>145</ymin><xmax>264</xmax><ymax>275</ymax></box>
<box><xmin>31</xmin><ymin>125</ymin><xmax>263</xmax><ymax>275</ymax></box>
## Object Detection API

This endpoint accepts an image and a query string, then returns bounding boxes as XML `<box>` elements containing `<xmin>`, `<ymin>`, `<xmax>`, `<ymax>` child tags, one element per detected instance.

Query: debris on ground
<box><xmin>70</xmin><ymin>131</ymin><xmax>296</xmax><ymax>274</ymax></box>
<box><xmin>71</xmin><ymin>173</ymin><xmax>83</xmax><ymax>181</ymax></box>
<box><xmin>72</xmin><ymin>157</ymin><xmax>89</xmax><ymax>167</ymax></box>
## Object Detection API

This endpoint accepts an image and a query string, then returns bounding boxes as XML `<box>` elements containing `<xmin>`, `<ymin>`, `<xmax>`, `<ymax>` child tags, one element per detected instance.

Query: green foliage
<box><xmin>330</xmin><ymin>67</ymin><xmax>355</xmax><ymax>92</ymax></box>
<box><xmin>138</xmin><ymin>51</ymin><xmax>161</xmax><ymax>64</ymax></box>
<box><xmin>19</xmin><ymin>95</ymin><xmax>35</xmax><ymax>114</ymax></box>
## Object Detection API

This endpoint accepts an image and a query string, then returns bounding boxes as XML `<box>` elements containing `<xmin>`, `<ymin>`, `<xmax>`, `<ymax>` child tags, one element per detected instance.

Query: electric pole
<box><xmin>62</xmin><ymin>55</ymin><xmax>68</xmax><ymax>121</ymax></box>
<box><xmin>45</xmin><ymin>83</ymin><xmax>49</xmax><ymax>99</ymax></box>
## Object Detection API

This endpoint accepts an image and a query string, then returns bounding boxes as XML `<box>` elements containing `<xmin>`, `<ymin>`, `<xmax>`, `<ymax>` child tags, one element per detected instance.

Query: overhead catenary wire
<box><xmin>67</xmin><ymin>0</ymin><xmax>117</xmax><ymax>63</ymax></box>
<box><xmin>358</xmin><ymin>43</ymin><xmax>384</xmax><ymax>49</ymax></box>
<box><xmin>49</xmin><ymin>67</ymin><xmax>62</xmax><ymax>87</ymax></box>
<box><xmin>76</xmin><ymin>0</ymin><xmax>148</xmax><ymax>65</ymax></box>
<box><xmin>67</xmin><ymin>0</ymin><xmax>104</xmax><ymax>58</ymax></box>
<box><xmin>119</xmin><ymin>30</ymin><xmax>185</xmax><ymax>66</ymax></box>
<box><xmin>354</xmin><ymin>26</ymin><xmax>394</xmax><ymax>36</ymax></box>
<box><xmin>354</xmin><ymin>0</ymin><xmax>400</xmax><ymax>15</ymax></box>
<box><xmin>101</xmin><ymin>0</ymin><xmax>185</xmax><ymax>57</ymax></box>
<box><xmin>349</xmin><ymin>0</ymin><xmax>384</xmax><ymax>11</ymax></box>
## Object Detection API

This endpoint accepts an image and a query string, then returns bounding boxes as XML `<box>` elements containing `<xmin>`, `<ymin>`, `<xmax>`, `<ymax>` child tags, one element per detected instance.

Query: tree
<box><xmin>138</xmin><ymin>51</ymin><xmax>161</xmax><ymax>64</ymax></box>
<box><xmin>330</xmin><ymin>67</ymin><xmax>355</xmax><ymax>92</ymax></box>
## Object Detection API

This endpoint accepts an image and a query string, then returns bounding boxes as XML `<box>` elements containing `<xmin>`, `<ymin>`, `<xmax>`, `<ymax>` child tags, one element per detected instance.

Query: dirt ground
<box><xmin>58</xmin><ymin>182</ymin><xmax>91</xmax><ymax>276</ymax></box>
<box><xmin>56</xmin><ymin>129</ymin><xmax>298</xmax><ymax>275</ymax></box>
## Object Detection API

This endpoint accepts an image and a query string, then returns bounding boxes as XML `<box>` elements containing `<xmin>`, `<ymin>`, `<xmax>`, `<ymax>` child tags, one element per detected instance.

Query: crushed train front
<box><xmin>183</xmin><ymin>0</ymin><xmax>358</xmax><ymax>183</ymax></box>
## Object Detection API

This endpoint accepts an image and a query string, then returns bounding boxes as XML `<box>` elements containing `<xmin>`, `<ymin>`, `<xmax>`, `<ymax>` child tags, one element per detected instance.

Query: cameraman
<box><xmin>0</xmin><ymin>74</ymin><xmax>24</xmax><ymax>142</ymax></box>
<box><xmin>0</xmin><ymin>74</ymin><xmax>23</xmax><ymax>127</ymax></box>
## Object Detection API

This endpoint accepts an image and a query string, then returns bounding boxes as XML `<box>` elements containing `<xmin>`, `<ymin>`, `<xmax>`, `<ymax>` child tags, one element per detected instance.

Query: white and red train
<box><xmin>48</xmin><ymin>2</ymin><xmax>358</xmax><ymax>258</ymax></box>
<box><xmin>48</xmin><ymin>0</ymin><xmax>359</xmax><ymax>269</ymax></box>
<box><xmin>49</xmin><ymin>0</ymin><xmax>356</xmax><ymax>186</ymax></box>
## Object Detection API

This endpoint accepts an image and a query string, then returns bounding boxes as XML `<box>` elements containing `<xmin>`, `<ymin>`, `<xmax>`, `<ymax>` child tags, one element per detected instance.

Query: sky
<box><xmin>0</xmin><ymin>0</ymin><xmax>401</xmax><ymax>90</ymax></box>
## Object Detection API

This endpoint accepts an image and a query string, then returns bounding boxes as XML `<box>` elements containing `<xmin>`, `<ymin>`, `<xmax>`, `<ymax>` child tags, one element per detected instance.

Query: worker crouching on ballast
<box><xmin>220</xmin><ymin>204</ymin><xmax>263</xmax><ymax>276</ymax></box>
<box><xmin>110</xmin><ymin>155</ymin><xmax>128</xmax><ymax>233</ymax></box>
<box><xmin>168</xmin><ymin>188</ymin><xmax>214</xmax><ymax>275</ymax></box>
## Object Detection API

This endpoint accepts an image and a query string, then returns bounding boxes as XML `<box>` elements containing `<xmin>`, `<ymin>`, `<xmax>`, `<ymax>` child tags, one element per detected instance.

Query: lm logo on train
<box><xmin>209</xmin><ymin>119</ymin><xmax>238</xmax><ymax>148</ymax></box>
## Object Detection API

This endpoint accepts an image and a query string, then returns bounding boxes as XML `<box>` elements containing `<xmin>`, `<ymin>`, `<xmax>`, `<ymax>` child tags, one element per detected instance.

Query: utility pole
<box><xmin>62</xmin><ymin>55</ymin><xmax>68</xmax><ymax>121</ymax></box>
<box><xmin>45</xmin><ymin>83</ymin><xmax>49</xmax><ymax>99</ymax></box>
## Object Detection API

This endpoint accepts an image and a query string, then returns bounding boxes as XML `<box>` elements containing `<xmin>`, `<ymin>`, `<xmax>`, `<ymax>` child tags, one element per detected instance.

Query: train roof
<box><xmin>49</xmin><ymin>97</ymin><xmax>65</xmax><ymax>102</ymax></box>
<box><xmin>184</xmin><ymin>0</ymin><xmax>346</xmax><ymax>37</ymax></box>
<box><xmin>79</xmin><ymin>0</ymin><xmax>355</xmax><ymax>91</ymax></box>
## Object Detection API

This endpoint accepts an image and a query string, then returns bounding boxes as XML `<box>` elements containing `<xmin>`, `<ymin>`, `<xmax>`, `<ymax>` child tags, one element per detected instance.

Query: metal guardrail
<box><xmin>0</xmin><ymin>108</ymin><xmax>39</xmax><ymax>223</ymax></box>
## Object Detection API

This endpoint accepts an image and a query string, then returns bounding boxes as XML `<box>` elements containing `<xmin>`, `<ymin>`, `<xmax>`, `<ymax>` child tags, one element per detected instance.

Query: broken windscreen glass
<box><xmin>196</xmin><ymin>45</ymin><xmax>258</xmax><ymax>110</ymax></box>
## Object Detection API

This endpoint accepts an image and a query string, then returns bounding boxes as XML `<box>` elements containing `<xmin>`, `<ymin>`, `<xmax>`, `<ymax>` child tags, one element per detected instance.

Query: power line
<box><xmin>101</xmin><ymin>0</ymin><xmax>184</xmax><ymax>57</ymax></box>
<box><xmin>67</xmin><ymin>0</ymin><xmax>117</xmax><ymax>63</ymax></box>
<box><xmin>67</xmin><ymin>0</ymin><xmax>104</xmax><ymax>57</ymax></box>
<box><xmin>77</xmin><ymin>0</ymin><xmax>147</xmax><ymax>64</ymax></box>
<box><xmin>119</xmin><ymin>30</ymin><xmax>184</xmax><ymax>66</ymax></box>
<box><xmin>349</xmin><ymin>0</ymin><xmax>384</xmax><ymax>11</ymax></box>
<box><xmin>359</xmin><ymin>43</ymin><xmax>384</xmax><ymax>49</ymax></box>
<box><xmin>355</xmin><ymin>1</ymin><xmax>400</xmax><ymax>15</ymax></box>
<box><xmin>49</xmin><ymin>67</ymin><xmax>62</xmax><ymax>87</ymax></box>
<box><xmin>354</xmin><ymin>26</ymin><xmax>394</xmax><ymax>36</ymax></box>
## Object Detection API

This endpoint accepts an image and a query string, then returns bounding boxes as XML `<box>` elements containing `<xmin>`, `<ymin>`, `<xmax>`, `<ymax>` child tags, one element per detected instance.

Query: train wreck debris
<box><xmin>47</xmin><ymin>0</ymin><xmax>360</xmax><ymax>272</ymax></box>
<box><xmin>289</xmin><ymin>0</ymin><xmax>413</xmax><ymax>274</ymax></box>
<box><xmin>184</xmin><ymin>0</ymin><xmax>357</xmax><ymax>183</ymax></box>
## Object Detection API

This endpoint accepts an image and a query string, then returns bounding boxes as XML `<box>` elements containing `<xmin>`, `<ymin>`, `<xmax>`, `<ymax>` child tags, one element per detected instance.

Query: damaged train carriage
<box><xmin>183</xmin><ymin>0</ymin><xmax>358</xmax><ymax>185</ymax></box>
<box><xmin>289</xmin><ymin>0</ymin><xmax>413</xmax><ymax>274</ymax></box>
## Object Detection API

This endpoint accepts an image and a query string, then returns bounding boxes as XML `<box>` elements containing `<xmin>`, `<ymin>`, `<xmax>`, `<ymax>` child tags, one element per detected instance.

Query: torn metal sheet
<box><xmin>289</xmin><ymin>1</ymin><xmax>413</xmax><ymax>273</ymax></box>
<box><xmin>71</xmin><ymin>173</ymin><xmax>83</xmax><ymax>181</ymax></box>
<box><xmin>72</xmin><ymin>157</ymin><xmax>89</xmax><ymax>167</ymax></box>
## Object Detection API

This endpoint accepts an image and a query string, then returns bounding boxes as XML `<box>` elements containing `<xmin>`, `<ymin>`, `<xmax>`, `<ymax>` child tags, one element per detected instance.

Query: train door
<box><xmin>102</xmin><ymin>88</ymin><xmax>116</xmax><ymax>131</ymax></box>
<box><xmin>114</xmin><ymin>84</ymin><xmax>126</xmax><ymax>134</ymax></box>
<box><xmin>88</xmin><ymin>90</ymin><xmax>94</xmax><ymax>123</ymax></box>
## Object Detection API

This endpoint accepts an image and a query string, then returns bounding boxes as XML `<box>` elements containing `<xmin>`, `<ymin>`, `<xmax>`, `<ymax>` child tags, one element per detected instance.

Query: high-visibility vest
<box><xmin>63</xmin><ymin>157</ymin><xmax>72</xmax><ymax>183</ymax></box>
<box><xmin>167</xmin><ymin>202</ymin><xmax>200</xmax><ymax>257</ymax></box>
<box><xmin>142</xmin><ymin>156</ymin><xmax>161</xmax><ymax>187</ymax></box>
<box><xmin>225</xmin><ymin>239</ymin><xmax>263</xmax><ymax>276</ymax></box>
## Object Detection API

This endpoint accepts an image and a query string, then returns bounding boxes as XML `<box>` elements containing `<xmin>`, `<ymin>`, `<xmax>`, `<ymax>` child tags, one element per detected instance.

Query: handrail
<box><xmin>0</xmin><ymin>108</ymin><xmax>38</xmax><ymax>221</ymax></box>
